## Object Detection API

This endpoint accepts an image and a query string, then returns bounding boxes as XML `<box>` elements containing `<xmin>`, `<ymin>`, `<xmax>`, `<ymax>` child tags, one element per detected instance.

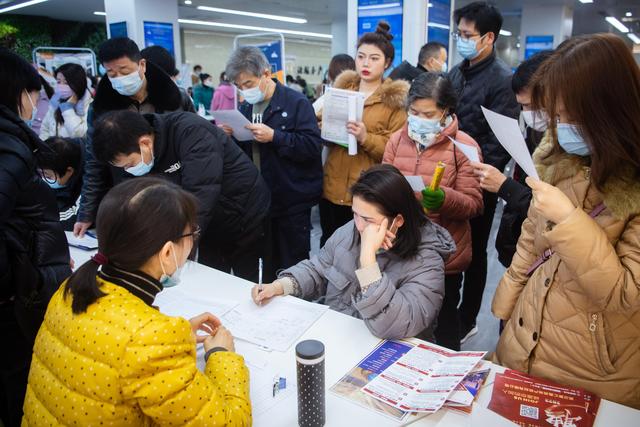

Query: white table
<box><xmin>69</xmin><ymin>247</ymin><xmax>640</xmax><ymax>426</ymax></box>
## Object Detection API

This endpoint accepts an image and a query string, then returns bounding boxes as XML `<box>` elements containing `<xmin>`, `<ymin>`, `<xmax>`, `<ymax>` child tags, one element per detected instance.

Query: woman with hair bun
<box><xmin>319</xmin><ymin>21</ymin><xmax>410</xmax><ymax>246</ymax></box>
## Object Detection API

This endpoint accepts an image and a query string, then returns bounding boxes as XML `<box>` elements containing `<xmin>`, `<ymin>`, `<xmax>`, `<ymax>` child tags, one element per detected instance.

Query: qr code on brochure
<box><xmin>520</xmin><ymin>404</ymin><xmax>539</xmax><ymax>419</ymax></box>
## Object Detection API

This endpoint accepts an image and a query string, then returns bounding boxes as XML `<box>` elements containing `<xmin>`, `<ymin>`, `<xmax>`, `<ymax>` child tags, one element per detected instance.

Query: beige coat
<box><xmin>322</xmin><ymin>70</ymin><xmax>409</xmax><ymax>205</ymax></box>
<box><xmin>492</xmin><ymin>136</ymin><xmax>640</xmax><ymax>409</ymax></box>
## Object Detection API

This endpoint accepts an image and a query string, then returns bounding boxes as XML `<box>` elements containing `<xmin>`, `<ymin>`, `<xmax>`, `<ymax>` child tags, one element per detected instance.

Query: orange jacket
<box><xmin>383</xmin><ymin>115</ymin><xmax>483</xmax><ymax>274</ymax></box>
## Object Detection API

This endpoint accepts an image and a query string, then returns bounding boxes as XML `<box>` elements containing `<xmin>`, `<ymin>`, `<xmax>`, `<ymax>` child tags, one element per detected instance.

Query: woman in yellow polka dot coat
<box><xmin>22</xmin><ymin>178</ymin><xmax>252</xmax><ymax>426</ymax></box>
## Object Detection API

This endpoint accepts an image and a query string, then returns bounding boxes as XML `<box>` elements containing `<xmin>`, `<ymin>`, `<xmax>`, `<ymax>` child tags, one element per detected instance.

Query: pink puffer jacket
<box><xmin>383</xmin><ymin>115</ymin><xmax>483</xmax><ymax>274</ymax></box>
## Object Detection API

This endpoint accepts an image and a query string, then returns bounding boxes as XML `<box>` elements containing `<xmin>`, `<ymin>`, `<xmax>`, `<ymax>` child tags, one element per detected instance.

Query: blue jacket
<box><xmin>238</xmin><ymin>82</ymin><xmax>322</xmax><ymax>217</ymax></box>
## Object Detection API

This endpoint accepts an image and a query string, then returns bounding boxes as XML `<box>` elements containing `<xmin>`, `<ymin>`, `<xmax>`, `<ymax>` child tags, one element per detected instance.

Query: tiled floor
<box><xmin>309</xmin><ymin>201</ymin><xmax>507</xmax><ymax>354</ymax></box>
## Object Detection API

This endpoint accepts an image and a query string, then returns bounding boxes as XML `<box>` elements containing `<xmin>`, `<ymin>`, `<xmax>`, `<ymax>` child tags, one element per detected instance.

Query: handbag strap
<box><xmin>525</xmin><ymin>202</ymin><xmax>606</xmax><ymax>276</ymax></box>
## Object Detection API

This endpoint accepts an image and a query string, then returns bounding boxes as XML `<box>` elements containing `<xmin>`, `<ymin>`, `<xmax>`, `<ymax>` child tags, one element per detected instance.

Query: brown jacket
<box><xmin>492</xmin><ymin>135</ymin><xmax>640</xmax><ymax>409</ymax></box>
<box><xmin>322</xmin><ymin>70</ymin><xmax>409</xmax><ymax>205</ymax></box>
<box><xmin>382</xmin><ymin>116</ymin><xmax>483</xmax><ymax>274</ymax></box>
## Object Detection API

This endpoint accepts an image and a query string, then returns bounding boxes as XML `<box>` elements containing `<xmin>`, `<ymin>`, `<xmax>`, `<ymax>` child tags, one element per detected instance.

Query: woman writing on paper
<box><xmin>251</xmin><ymin>164</ymin><xmax>455</xmax><ymax>340</ymax></box>
<box><xmin>492</xmin><ymin>34</ymin><xmax>640</xmax><ymax>409</ymax></box>
<box><xmin>23</xmin><ymin>178</ymin><xmax>252</xmax><ymax>425</ymax></box>
<box><xmin>319</xmin><ymin>21</ymin><xmax>409</xmax><ymax>246</ymax></box>
<box><xmin>382</xmin><ymin>72</ymin><xmax>483</xmax><ymax>350</ymax></box>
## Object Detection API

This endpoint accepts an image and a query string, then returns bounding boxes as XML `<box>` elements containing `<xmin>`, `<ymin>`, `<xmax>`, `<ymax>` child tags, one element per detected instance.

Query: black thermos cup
<box><xmin>296</xmin><ymin>340</ymin><xmax>326</xmax><ymax>427</ymax></box>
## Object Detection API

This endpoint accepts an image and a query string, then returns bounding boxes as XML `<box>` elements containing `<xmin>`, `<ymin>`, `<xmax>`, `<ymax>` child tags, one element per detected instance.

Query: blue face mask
<box><xmin>109</xmin><ymin>69</ymin><xmax>144</xmax><ymax>96</ymax></box>
<box><xmin>125</xmin><ymin>146</ymin><xmax>154</xmax><ymax>176</ymax></box>
<box><xmin>44</xmin><ymin>179</ymin><xmax>66</xmax><ymax>189</ymax></box>
<box><xmin>456</xmin><ymin>35</ymin><xmax>486</xmax><ymax>60</ymax></box>
<box><xmin>23</xmin><ymin>89</ymin><xmax>37</xmax><ymax>128</ymax></box>
<box><xmin>241</xmin><ymin>78</ymin><xmax>266</xmax><ymax>104</ymax></box>
<box><xmin>159</xmin><ymin>244</ymin><xmax>184</xmax><ymax>288</ymax></box>
<box><xmin>557</xmin><ymin>123</ymin><xmax>590</xmax><ymax>156</ymax></box>
<box><xmin>407</xmin><ymin>113</ymin><xmax>445</xmax><ymax>147</ymax></box>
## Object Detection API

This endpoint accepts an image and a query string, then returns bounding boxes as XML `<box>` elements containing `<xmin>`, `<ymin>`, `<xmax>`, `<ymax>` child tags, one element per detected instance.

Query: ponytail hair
<box><xmin>357</xmin><ymin>21</ymin><xmax>395</xmax><ymax>69</ymax></box>
<box><xmin>64</xmin><ymin>178</ymin><xmax>198</xmax><ymax>313</ymax></box>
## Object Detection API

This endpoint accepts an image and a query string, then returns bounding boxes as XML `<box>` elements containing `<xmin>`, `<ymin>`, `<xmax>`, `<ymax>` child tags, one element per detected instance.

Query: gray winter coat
<box><xmin>278</xmin><ymin>220</ymin><xmax>455</xmax><ymax>339</ymax></box>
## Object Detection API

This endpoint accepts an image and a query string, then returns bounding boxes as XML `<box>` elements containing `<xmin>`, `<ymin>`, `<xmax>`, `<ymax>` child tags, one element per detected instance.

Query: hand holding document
<box><xmin>447</xmin><ymin>136</ymin><xmax>480</xmax><ymax>162</ymax></box>
<box><xmin>321</xmin><ymin>87</ymin><xmax>365</xmax><ymax>155</ymax></box>
<box><xmin>481</xmin><ymin>106</ymin><xmax>540</xmax><ymax>180</ymax></box>
<box><xmin>211</xmin><ymin>109</ymin><xmax>255</xmax><ymax>141</ymax></box>
<box><xmin>65</xmin><ymin>231</ymin><xmax>98</xmax><ymax>250</ymax></box>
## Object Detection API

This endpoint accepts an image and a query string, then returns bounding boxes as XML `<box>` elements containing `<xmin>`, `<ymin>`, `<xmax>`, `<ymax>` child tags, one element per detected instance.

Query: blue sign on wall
<box><xmin>255</xmin><ymin>40</ymin><xmax>285</xmax><ymax>83</ymax></box>
<box><xmin>525</xmin><ymin>35</ymin><xmax>554</xmax><ymax>59</ymax></box>
<box><xmin>427</xmin><ymin>0</ymin><xmax>451</xmax><ymax>49</ymax></box>
<box><xmin>357</xmin><ymin>0</ymin><xmax>403</xmax><ymax>70</ymax></box>
<box><xmin>143</xmin><ymin>21</ymin><xmax>175</xmax><ymax>57</ymax></box>
<box><xmin>109</xmin><ymin>21</ymin><xmax>128</xmax><ymax>39</ymax></box>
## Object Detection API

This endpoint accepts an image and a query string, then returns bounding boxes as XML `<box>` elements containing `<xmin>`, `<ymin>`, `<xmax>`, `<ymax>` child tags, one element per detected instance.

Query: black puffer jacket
<box><xmin>95</xmin><ymin>112</ymin><xmax>270</xmax><ymax>237</ymax></box>
<box><xmin>0</xmin><ymin>105</ymin><xmax>71</xmax><ymax>342</ymax></box>
<box><xmin>78</xmin><ymin>61</ymin><xmax>195</xmax><ymax>223</ymax></box>
<box><xmin>449</xmin><ymin>51</ymin><xmax>520</xmax><ymax>171</ymax></box>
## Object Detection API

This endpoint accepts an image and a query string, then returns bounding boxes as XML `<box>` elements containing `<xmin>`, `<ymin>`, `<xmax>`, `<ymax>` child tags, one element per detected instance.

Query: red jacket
<box><xmin>383</xmin><ymin>115</ymin><xmax>483</xmax><ymax>274</ymax></box>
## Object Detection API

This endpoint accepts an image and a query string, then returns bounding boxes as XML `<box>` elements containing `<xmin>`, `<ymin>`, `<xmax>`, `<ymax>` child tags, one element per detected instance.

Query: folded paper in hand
<box><xmin>211</xmin><ymin>109</ymin><xmax>255</xmax><ymax>141</ymax></box>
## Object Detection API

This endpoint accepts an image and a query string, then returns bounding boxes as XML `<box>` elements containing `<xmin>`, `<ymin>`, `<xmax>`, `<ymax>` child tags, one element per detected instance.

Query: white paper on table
<box><xmin>321</xmin><ymin>87</ymin><xmax>364</xmax><ymax>148</ymax></box>
<box><xmin>347</xmin><ymin>95</ymin><xmax>358</xmax><ymax>156</ymax></box>
<box><xmin>65</xmin><ymin>231</ymin><xmax>98</xmax><ymax>250</ymax></box>
<box><xmin>480</xmin><ymin>106</ymin><xmax>540</xmax><ymax>180</ymax></box>
<box><xmin>222</xmin><ymin>296</ymin><xmax>328</xmax><ymax>352</ymax></box>
<box><xmin>447</xmin><ymin>136</ymin><xmax>480</xmax><ymax>163</ymax></box>
<box><xmin>362</xmin><ymin>343</ymin><xmax>485</xmax><ymax>413</ymax></box>
<box><xmin>210</xmin><ymin>109</ymin><xmax>254</xmax><ymax>141</ymax></box>
<box><xmin>154</xmin><ymin>286</ymin><xmax>238</xmax><ymax>321</ymax></box>
<box><xmin>405</xmin><ymin>175</ymin><xmax>426</xmax><ymax>192</ymax></box>
<box><xmin>194</xmin><ymin>342</ymin><xmax>296</xmax><ymax>416</ymax></box>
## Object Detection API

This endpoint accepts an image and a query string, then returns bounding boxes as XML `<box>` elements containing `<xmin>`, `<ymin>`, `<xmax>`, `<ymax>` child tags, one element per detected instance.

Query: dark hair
<box><xmin>199</xmin><ymin>73</ymin><xmax>211</xmax><ymax>83</ymax></box>
<box><xmin>93</xmin><ymin>110</ymin><xmax>153</xmax><ymax>163</ymax></box>
<box><xmin>530</xmin><ymin>33</ymin><xmax>640</xmax><ymax>190</ymax></box>
<box><xmin>39</xmin><ymin>137</ymin><xmax>82</xmax><ymax>177</ymax></box>
<box><xmin>141</xmin><ymin>45</ymin><xmax>178</xmax><ymax>76</ymax></box>
<box><xmin>219</xmin><ymin>71</ymin><xmax>228</xmax><ymax>83</ymax></box>
<box><xmin>98</xmin><ymin>37</ymin><xmax>141</xmax><ymax>64</ymax></box>
<box><xmin>193</xmin><ymin>64</ymin><xmax>202</xmax><ymax>71</ymax></box>
<box><xmin>286</xmin><ymin>74</ymin><xmax>295</xmax><ymax>83</ymax></box>
<box><xmin>511</xmin><ymin>50</ymin><xmax>553</xmax><ymax>94</ymax></box>
<box><xmin>0</xmin><ymin>48</ymin><xmax>41</xmax><ymax>116</ymax></box>
<box><xmin>418</xmin><ymin>42</ymin><xmax>446</xmax><ymax>67</ymax></box>
<box><xmin>328</xmin><ymin>54</ymin><xmax>356</xmax><ymax>82</ymax></box>
<box><xmin>357</xmin><ymin>21</ymin><xmax>395</xmax><ymax>68</ymax></box>
<box><xmin>350</xmin><ymin>164</ymin><xmax>428</xmax><ymax>258</ymax></box>
<box><xmin>54</xmin><ymin>63</ymin><xmax>88</xmax><ymax>125</ymax></box>
<box><xmin>39</xmin><ymin>75</ymin><xmax>54</xmax><ymax>99</ymax></box>
<box><xmin>454</xmin><ymin>1</ymin><xmax>503</xmax><ymax>42</ymax></box>
<box><xmin>407</xmin><ymin>73</ymin><xmax>458</xmax><ymax>115</ymax></box>
<box><xmin>64</xmin><ymin>178</ymin><xmax>198</xmax><ymax>313</ymax></box>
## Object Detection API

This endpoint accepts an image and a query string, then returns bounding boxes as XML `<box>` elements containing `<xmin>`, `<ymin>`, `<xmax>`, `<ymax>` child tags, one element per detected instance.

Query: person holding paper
<box><xmin>224</xmin><ymin>46</ymin><xmax>323</xmax><ymax>275</ymax></box>
<box><xmin>492</xmin><ymin>34</ymin><xmax>640</xmax><ymax>410</ymax></box>
<box><xmin>251</xmin><ymin>165</ymin><xmax>455</xmax><ymax>340</ymax></box>
<box><xmin>320</xmin><ymin>22</ymin><xmax>409</xmax><ymax>247</ymax></box>
<box><xmin>382</xmin><ymin>72</ymin><xmax>483</xmax><ymax>350</ymax></box>
<box><xmin>23</xmin><ymin>178</ymin><xmax>252</xmax><ymax>425</ymax></box>
<box><xmin>91</xmin><ymin>110</ymin><xmax>271</xmax><ymax>283</ymax></box>
<box><xmin>470</xmin><ymin>51</ymin><xmax>552</xmax><ymax>267</ymax></box>
<box><xmin>448</xmin><ymin>2</ymin><xmax>521</xmax><ymax>344</ymax></box>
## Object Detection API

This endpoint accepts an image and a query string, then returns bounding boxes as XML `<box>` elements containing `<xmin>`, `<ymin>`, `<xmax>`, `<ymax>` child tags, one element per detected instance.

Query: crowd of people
<box><xmin>1</xmin><ymin>1</ymin><xmax>639</xmax><ymax>425</ymax></box>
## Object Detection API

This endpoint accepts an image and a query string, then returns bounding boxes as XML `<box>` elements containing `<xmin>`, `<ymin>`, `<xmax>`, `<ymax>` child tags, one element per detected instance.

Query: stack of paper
<box><xmin>321</xmin><ymin>87</ymin><xmax>365</xmax><ymax>155</ymax></box>
<box><xmin>222</xmin><ymin>296</ymin><xmax>328</xmax><ymax>352</ymax></box>
<box><xmin>362</xmin><ymin>343</ymin><xmax>486</xmax><ymax>413</ymax></box>
<box><xmin>65</xmin><ymin>231</ymin><xmax>98</xmax><ymax>250</ymax></box>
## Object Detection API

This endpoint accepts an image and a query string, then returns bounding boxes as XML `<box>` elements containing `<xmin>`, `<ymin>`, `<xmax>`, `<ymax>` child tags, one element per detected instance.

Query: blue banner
<box><xmin>357</xmin><ymin>0</ymin><xmax>403</xmax><ymax>70</ymax></box>
<box><xmin>427</xmin><ymin>0</ymin><xmax>451</xmax><ymax>49</ymax></box>
<box><xmin>143</xmin><ymin>21</ymin><xmax>175</xmax><ymax>57</ymax></box>
<box><xmin>255</xmin><ymin>40</ymin><xmax>284</xmax><ymax>83</ymax></box>
<box><xmin>525</xmin><ymin>35</ymin><xmax>554</xmax><ymax>59</ymax></box>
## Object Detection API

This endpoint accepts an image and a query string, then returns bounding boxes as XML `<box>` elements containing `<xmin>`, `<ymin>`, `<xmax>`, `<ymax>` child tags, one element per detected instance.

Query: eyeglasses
<box><xmin>181</xmin><ymin>225</ymin><xmax>202</xmax><ymax>241</ymax></box>
<box><xmin>451</xmin><ymin>31</ymin><xmax>483</xmax><ymax>41</ymax></box>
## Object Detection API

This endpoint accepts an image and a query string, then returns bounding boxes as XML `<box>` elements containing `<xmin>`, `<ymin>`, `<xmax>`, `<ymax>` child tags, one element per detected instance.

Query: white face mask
<box><xmin>240</xmin><ymin>77</ymin><xmax>266</xmax><ymax>104</ymax></box>
<box><xmin>522</xmin><ymin>110</ymin><xmax>549</xmax><ymax>132</ymax></box>
<box><xmin>109</xmin><ymin>69</ymin><xmax>144</xmax><ymax>96</ymax></box>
